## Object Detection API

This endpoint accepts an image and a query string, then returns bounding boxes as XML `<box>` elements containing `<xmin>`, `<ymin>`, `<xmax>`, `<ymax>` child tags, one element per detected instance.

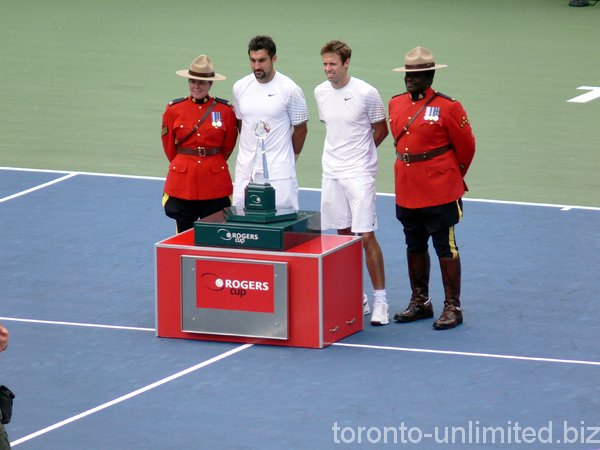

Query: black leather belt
<box><xmin>396</xmin><ymin>144</ymin><xmax>453</xmax><ymax>164</ymax></box>
<box><xmin>176</xmin><ymin>147</ymin><xmax>221</xmax><ymax>157</ymax></box>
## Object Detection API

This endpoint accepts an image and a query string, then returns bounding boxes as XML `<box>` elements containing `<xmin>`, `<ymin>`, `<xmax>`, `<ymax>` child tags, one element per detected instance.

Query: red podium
<box><xmin>155</xmin><ymin>230</ymin><xmax>363</xmax><ymax>348</ymax></box>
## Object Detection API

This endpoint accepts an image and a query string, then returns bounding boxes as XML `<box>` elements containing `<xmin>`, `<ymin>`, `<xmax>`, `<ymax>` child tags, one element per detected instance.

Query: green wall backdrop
<box><xmin>1</xmin><ymin>0</ymin><xmax>599</xmax><ymax>206</ymax></box>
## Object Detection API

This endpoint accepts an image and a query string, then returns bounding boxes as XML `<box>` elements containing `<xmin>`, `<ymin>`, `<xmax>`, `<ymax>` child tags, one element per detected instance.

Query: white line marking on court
<box><xmin>462</xmin><ymin>196</ymin><xmax>600</xmax><ymax>211</ymax></box>
<box><xmin>5</xmin><ymin>316</ymin><xmax>599</xmax><ymax>368</ymax></box>
<box><xmin>10</xmin><ymin>343</ymin><xmax>253</xmax><ymax>447</ymax></box>
<box><xmin>0</xmin><ymin>317</ymin><xmax>154</xmax><ymax>332</ymax></box>
<box><xmin>378</xmin><ymin>192</ymin><xmax>600</xmax><ymax>211</ymax></box>
<box><xmin>2</xmin><ymin>166</ymin><xmax>599</xmax><ymax>211</ymax></box>
<box><xmin>0</xmin><ymin>166</ymin><xmax>164</xmax><ymax>181</ymax></box>
<box><xmin>0</xmin><ymin>173</ymin><xmax>78</xmax><ymax>203</ymax></box>
<box><xmin>333</xmin><ymin>342</ymin><xmax>600</xmax><ymax>367</ymax></box>
<box><xmin>567</xmin><ymin>86</ymin><xmax>600</xmax><ymax>103</ymax></box>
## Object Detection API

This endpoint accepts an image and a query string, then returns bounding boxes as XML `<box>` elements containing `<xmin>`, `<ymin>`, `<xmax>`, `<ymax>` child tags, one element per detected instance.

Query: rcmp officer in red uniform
<box><xmin>161</xmin><ymin>55</ymin><xmax>238</xmax><ymax>232</ymax></box>
<box><xmin>388</xmin><ymin>47</ymin><xmax>475</xmax><ymax>330</ymax></box>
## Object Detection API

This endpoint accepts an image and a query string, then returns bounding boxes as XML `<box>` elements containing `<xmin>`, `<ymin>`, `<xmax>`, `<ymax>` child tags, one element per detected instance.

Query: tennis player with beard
<box><xmin>232</xmin><ymin>35</ymin><xmax>309</xmax><ymax>211</ymax></box>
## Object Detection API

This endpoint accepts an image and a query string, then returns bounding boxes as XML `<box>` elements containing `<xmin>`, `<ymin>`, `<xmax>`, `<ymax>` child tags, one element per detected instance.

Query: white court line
<box><xmin>10</xmin><ymin>343</ymin><xmax>253</xmax><ymax>447</ymax></box>
<box><xmin>4</xmin><ymin>316</ymin><xmax>599</xmax><ymax>368</ymax></box>
<box><xmin>461</xmin><ymin>197</ymin><xmax>600</xmax><ymax>212</ymax></box>
<box><xmin>0</xmin><ymin>173</ymin><xmax>78</xmax><ymax>203</ymax></box>
<box><xmin>0</xmin><ymin>166</ymin><xmax>164</xmax><ymax>181</ymax></box>
<box><xmin>0</xmin><ymin>317</ymin><xmax>154</xmax><ymax>332</ymax></box>
<box><xmin>1</xmin><ymin>166</ymin><xmax>599</xmax><ymax>211</ymax></box>
<box><xmin>333</xmin><ymin>343</ymin><xmax>600</xmax><ymax>367</ymax></box>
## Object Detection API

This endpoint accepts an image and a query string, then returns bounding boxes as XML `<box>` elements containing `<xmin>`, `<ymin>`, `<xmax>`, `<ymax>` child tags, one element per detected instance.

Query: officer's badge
<box><xmin>211</xmin><ymin>111</ymin><xmax>223</xmax><ymax>128</ymax></box>
<box><xmin>161</xmin><ymin>126</ymin><xmax>168</xmax><ymax>136</ymax></box>
<box><xmin>424</xmin><ymin>106</ymin><xmax>440</xmax><ymax>122</ymax></box>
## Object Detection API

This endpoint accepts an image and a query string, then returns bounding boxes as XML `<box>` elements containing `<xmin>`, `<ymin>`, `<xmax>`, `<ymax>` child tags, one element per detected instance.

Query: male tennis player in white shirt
<box><xmin>232</xmin><ymin>35</ymin><xmax>309</xmax><ymax>211</ymax></box>
<box><xmin>314</xmin><ymin>40</ymin><xmax>390</xmax><ymax>325</ymax></box>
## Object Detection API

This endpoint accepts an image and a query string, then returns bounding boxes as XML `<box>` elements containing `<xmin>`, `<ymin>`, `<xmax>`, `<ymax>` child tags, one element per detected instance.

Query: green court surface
<box><xmin>1</xmin><ymin>0</ymin><xmax>599</xmax><ymax>206</ymax></box>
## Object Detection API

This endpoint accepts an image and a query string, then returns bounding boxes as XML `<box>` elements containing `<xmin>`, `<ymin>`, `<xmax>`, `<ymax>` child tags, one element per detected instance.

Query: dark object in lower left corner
<box><xmin>0</xmin><ymin>385</ymin><xmax>15</xmax><ymax>425</ymax></box>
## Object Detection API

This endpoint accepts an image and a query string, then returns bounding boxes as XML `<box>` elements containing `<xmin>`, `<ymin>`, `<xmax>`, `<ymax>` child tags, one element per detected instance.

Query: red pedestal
<box><xmin>155</xmin><ymin>230</ymin><xmax>363</xmax><ymax>348</ymax></box>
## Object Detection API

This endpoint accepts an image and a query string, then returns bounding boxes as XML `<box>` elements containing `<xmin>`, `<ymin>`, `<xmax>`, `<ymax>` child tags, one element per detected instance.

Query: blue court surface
<box><xmin>1</xmin><ymin>167</ymin><xmax>600</xmax><ymax>449</ymax></box>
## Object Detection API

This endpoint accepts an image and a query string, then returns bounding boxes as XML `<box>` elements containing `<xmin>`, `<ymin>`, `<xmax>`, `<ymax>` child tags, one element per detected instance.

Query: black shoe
<box><xmin>569</xmin><ymin>0</ymin><xmax>590</xmax><ymax>6</ymax></box>
<box><xmin>433</xmin><ymin>304</ymin><xmax>463</xmax><ymax>330</ymax></box>
<box><xmin>394</xmin><ymin>298</ymin><xmax>434</xmax><ymax>322</ymax></box>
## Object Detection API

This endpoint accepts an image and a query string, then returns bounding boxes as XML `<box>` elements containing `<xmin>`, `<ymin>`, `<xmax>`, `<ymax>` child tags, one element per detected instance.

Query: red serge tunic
<box><xmin>388</xmin><ymin>88</ymin><xmax>475</xmax><ymax>209</ymax></box>
<box><xmin>161</xmin><ymin>96</ymin><xmax>238</xmax><ymax>200</ymax></box>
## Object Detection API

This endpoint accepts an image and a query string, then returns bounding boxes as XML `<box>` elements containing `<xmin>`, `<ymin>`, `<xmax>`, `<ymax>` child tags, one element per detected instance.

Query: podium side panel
<box><xmin>321</xmin><ymin>239</ymin><xmax>363</xmax><ymax>347</ymax></box>
<box><xmin>156</xmin><ymin>246</ymin><xmax>185</xmax><ymax>338</ymax></box>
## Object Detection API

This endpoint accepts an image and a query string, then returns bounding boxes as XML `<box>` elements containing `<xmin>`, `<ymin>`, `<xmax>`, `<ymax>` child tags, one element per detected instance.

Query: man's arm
<box><xmin>447</xmin><ymin>102</ymin><xmax>475</xmax><ymax>175</ymax></box>
<box><xmin>372</xmin><ymin>120</ymin><xmax>389</xmax><ymax>148</ymax></box>
<box><xmin>291</xmin><ymin>122</ymin><xmax>308</xmax><ymax>159</ymax></box>
<box><xmin>0</xmin><ymin>323</ymin><xmax>8</xmax><ymax>352</ymax></box>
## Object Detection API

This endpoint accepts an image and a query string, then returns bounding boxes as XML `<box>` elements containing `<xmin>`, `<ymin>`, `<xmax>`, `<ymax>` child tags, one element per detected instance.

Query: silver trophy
<box><xmin>251</xmin><ymin>120</ymin><xmax>271</xmax><ymax>184</ymax></box>
<box><xmin>224</xmin><ymin>119</ymin><xmax>298</xmax><ymax>222</ymax></box>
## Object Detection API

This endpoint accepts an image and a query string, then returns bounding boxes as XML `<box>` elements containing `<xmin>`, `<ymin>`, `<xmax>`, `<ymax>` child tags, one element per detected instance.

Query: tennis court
<box><xmin>1</xmin><ymin>0</ymin><xmax>599</xmax><ymax>448</ymax></box>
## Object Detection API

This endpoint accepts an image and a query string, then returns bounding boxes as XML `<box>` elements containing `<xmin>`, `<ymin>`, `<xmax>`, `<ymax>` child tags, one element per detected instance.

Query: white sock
<box><xmin>374</xmin><ymin>289</ymin><xmax>387</xmax><ymax>304</ymax></box>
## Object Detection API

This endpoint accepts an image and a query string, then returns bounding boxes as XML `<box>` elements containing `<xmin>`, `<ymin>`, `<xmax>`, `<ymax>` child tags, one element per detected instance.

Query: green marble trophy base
<box><xmin>224</xmin><ymin>182</ymin><xmax>298</xmax><ymax>224</ymax></box>
<box><xmin>194</xmin><ymin>210</ymin><xmax>320</xmax><ymax>251</ymax></box>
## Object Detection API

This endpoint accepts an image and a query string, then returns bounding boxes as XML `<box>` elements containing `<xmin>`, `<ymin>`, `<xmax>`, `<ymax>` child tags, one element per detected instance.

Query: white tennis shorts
<box><xmin>320</xmin><ymin>175</ymin><xmax>378</xmax><ymax>233</ymax></box>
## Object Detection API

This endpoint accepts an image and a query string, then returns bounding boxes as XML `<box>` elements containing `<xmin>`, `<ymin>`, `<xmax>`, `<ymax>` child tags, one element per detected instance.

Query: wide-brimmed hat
<box><xmin>392</xmin><ymin>47</ymin><xmax>448</xmax><ymax>72</ymax></box>
<box><xmin>176</xmin><ymin>55</ymin><xmax>226</xmax><ymax>81</ymax></box>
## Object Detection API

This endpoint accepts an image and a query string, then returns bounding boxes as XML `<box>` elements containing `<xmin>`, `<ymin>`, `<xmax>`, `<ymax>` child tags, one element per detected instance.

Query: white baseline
<box><xmin>1</xmin><ymin>166</ymin><xmax>599</xmax><ymax>211</ymax></box>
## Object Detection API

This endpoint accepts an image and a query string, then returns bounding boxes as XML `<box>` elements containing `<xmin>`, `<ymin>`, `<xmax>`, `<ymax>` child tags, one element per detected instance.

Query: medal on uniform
<box><xmin>424</xmin><ymin>106</ymin><xmax>440</xmax><ymax>122</ymax></box>
<box><xmin>211</xmin><ymin>111</ymin><xmax>222</xmax><ymax>128</ymax></box>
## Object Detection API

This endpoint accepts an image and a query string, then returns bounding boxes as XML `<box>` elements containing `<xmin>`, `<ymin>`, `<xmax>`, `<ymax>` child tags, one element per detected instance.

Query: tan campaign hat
<box><xmin>393</xmin><ymin>47</ymin><xmax>448</xmax><ymax>72</ymax></box>
<box><xmin>176</xmin><ymin>54</ymin><xmax>226</xmax><ymax>81</ymax></box>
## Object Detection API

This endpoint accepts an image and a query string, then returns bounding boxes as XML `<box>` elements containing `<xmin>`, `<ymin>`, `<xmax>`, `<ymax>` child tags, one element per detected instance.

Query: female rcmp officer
<box><xmin>161</xmin><ymin>55</ymin><xmax>238</xmax><ymax>232</ymax></box>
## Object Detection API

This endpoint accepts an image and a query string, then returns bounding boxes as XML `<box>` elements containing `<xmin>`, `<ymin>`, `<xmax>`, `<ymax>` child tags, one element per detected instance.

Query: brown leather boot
<box><xmin>394</xmin><ymin>251</ymin><xmax>434</xmax><ymax>322</ymax></box>
<box><xmin>433</xmin><ymin>256</ymin><xmax>463</xmax><ymax>330</ymax></box>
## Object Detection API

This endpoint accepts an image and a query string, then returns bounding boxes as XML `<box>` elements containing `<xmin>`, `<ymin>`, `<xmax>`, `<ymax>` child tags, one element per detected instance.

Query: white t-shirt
<box><xmin>314</xmin><ymin>77</ymin><xmax>386</xmax><ymax>179</ymax></box>
<box><xmin>233</xmin><ymin>71</ymin><xmax>308</xmax><ymax>181</ymax></box>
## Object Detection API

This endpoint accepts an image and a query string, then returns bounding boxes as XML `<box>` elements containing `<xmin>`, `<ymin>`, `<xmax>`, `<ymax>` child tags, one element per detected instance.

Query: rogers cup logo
<box><xmin>217</xmin><ymin>228</ymin><xmax>259</xmax><ymax>245</ymax></box>
<box><xmin>249</xmin><ymin>194</ymin><xmax>262</xmax><ymax>205</ymax></box>
<box><xmin>196</xmin><ymin>260</ymin><xmax>275</xmax><ymax>313</ymax></box>
<box><xmin>200</xmin><ymin>272</ymin><xmax>270</xmax><ymax>297</ymax></box>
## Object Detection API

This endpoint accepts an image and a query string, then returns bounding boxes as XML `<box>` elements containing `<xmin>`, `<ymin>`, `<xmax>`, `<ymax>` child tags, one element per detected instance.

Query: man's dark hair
<box><xmin>248</xmin><ymin>35</ymin><xmax>277</xmax><ymax>57</ymax></box>
<box><xmin>320</xmin><ymin>40</ymin><xmax>352</xmax><ymax>65</ymax></box>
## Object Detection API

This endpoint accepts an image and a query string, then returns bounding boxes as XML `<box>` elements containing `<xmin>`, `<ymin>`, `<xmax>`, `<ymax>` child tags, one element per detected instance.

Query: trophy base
<box><xmin>224</xmin><ymin>206</ymin><xmax>298</xmax><ymax>224</ymax></box>
<box><xmin>194</xmin><ymin>210</ymin><xmax>321</xmax><ymax>251</ymax></box>
<box><xmin>244</xmin><ymin>182</ymin><xmax>277</xmax><ymax>213</ymax></box>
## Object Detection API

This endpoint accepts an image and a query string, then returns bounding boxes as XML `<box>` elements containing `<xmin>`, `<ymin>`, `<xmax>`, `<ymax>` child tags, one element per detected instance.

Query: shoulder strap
<box><xmin>393</xmin><ymin>93</ymin><xmax>438</xmax><ymax>148</ymax></box>
<box><xmin>213</xmin><ymin>97</ymin><xmax>232</xmax><ymax>106</ymax></box>
<box><xmin>174</xmin><ymin>100</ymin><xmax>217</xmax><ymax>146</ymax></box>
<box><xmin>434</xmin><ymin>91</ymin><xmax>455</xmax><ymax>102</ymax></box>
<box><xmin>168</xmin><ymin>97</ymin><xmax>186</xmax><ymax>106</ymax></box>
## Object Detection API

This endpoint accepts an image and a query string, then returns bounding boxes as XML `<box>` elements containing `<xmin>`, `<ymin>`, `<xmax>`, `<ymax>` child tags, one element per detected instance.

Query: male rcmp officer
<box><xmin>388</xmin><ymin>47</ymin><xmax>475</xmax><ymax>330</ymax></box>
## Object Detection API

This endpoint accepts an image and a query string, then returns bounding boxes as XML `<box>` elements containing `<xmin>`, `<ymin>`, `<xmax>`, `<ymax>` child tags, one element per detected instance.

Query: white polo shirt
<box><xmin>233</xmin><ymin>71</ymin><xmax>308</xmax><ymax>181</ymax></box>
<box><xmin>314</xmin><ymin>76</ymin><xmax>386</xmax><ymax>179</ymax></box>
